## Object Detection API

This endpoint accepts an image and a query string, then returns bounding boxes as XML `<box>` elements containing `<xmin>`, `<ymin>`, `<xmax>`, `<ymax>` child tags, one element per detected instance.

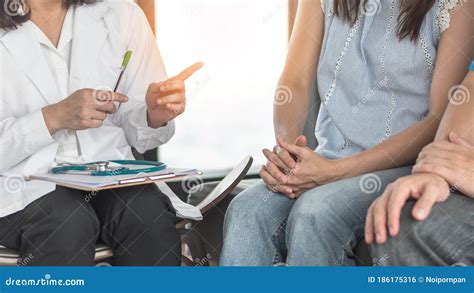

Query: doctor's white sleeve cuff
<box><xmin>120</xmin><ymin>104</ymin><xmax>176</xmax><ymax>153</ymax></box>
<box><xmin>19</xmin><ymin>110</ymin><xmax>55</xmax><ymax>154</ymax></box>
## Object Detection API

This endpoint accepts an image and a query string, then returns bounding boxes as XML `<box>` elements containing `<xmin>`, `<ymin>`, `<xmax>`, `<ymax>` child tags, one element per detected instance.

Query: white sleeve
<box><xmin>111</xmin><ymin>3</ymin><xmax>175</xmax><ymax>154</ymax></box>
<box><xmin>0</xmin><ymin>109</ymin><xmax>54</xmax><ymax>172</ymax></box>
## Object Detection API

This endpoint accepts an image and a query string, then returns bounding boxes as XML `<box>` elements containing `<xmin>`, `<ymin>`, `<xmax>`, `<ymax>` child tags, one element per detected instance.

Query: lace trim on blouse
<box><xmin>320</xmin><ymin>0</ymin><xmax>462</xmax><ymax>35</ymax></box>
<box><xmin>436</xmin><ymin>0</ymin><xmax>462</xmax><ymax>35</ymax></box>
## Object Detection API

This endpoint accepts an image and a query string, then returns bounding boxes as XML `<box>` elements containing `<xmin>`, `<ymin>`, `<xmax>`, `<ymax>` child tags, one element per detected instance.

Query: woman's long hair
<box><xmin>333</xmin><ymin>0</ymin><xmax>436</xmax><ymax>41</ymax></box>
<box><xmin>0</xmin><ymin>0</ymin><xmax>98</xmax><ymax>31</ymax></box>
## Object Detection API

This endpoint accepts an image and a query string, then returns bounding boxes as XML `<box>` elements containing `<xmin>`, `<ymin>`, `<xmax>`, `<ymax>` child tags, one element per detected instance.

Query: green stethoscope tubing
<box><xmin>51</xmin><ymin>160</ymin><xmax>166</xmax><ymax>176</ymax></box>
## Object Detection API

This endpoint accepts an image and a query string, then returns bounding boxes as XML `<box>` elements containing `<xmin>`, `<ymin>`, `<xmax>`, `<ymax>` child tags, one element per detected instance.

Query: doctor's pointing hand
<box><xmin>146</xmin><ymin>62</ymin><xmax>204</xmax><ymax>128</ymax></box>
<box><xmin>42</xmin><ymin>62</ymin><xmax>204</xmax><ymax>134</ymax></box>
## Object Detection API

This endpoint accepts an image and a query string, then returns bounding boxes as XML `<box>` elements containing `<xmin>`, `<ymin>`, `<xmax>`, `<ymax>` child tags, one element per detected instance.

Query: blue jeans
<box><xmin>220</xmin><ymin>166</ymin><xmax>412</xmax><ymax>266</ymax></box>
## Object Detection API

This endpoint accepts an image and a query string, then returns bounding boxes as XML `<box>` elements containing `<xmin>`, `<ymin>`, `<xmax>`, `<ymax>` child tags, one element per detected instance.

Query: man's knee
<box><xmin>369</xmin><ymin>202</ymin><xmax>427</xmax><ymax>266</ymax></box>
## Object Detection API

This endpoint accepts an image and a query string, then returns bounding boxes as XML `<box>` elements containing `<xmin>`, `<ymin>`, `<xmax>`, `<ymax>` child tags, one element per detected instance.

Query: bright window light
<box><xmin>156</xmin><ymin>0</ymin><xmax>288</xmax><ymax>170</ymax></box>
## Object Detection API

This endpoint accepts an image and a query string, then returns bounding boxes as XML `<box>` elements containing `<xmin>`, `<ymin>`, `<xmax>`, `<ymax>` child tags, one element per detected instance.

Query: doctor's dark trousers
<box><xmin>0</xmin><ymin>184</ymin><xmax>181</xmax><ymax>266</ymax></box>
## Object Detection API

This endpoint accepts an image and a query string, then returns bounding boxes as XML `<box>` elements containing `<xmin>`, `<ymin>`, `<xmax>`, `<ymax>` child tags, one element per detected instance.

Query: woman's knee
<box><xmin>288</xmin><ymin>189</ymin><xmax>341</xmax><ymax>230</ymax></box>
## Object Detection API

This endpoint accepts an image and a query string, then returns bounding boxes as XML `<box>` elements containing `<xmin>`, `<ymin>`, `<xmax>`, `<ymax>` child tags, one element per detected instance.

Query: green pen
<box><xmin>115</xmin><ymin>50</ymin><xmax>133</xmax><ymax>109</ymax></box>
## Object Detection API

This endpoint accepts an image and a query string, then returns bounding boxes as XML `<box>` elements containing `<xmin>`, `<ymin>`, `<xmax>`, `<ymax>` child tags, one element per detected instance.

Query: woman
<box><xmin>221</xmin><ymin>0</ymin><xmax>473</xmax><ymax>265</ymax></box>
<box><xmin>0</xmin><ymin>0</ymin><xmax>200</xmax><ymax>265</ymax></box>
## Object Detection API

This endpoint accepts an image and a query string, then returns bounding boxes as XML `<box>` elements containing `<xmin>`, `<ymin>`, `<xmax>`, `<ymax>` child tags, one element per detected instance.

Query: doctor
<box><xmin>0</xmin><ymin>0</ymin><xmax>201</xmax><ymax>266</ymax></box>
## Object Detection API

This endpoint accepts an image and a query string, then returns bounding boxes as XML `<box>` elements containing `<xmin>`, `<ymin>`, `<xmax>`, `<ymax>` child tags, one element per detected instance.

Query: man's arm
<box><xmin>413</xmin><ymin>71</ymin><xmax>474</xmax><ymax>197</ymax></box>
<box><xmin>367</xmin><ymin>69</ymin><xmax>474</xmax><ymax>245</ymax></box>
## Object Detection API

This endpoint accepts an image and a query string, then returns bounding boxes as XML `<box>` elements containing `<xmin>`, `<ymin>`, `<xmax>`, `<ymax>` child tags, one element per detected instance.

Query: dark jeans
<box><xmin>0</xmin><ymin>184</ymin><xmax>181</xmax><ymax>266</ymax></box>
<box><xmin>370</xmin><ymin>192</ymin><xmax>474</xmax><ymax>266</ymax></box>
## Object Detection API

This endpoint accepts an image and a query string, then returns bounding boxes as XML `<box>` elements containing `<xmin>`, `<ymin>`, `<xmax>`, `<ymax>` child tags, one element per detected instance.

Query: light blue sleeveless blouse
<box><xmin>315</xmin><ymin>0</ymin><xmax>460</xmax><ymax>159</ymax></box>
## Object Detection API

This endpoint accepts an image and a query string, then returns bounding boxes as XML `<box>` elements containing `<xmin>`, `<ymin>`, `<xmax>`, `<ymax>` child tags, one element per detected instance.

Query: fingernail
<box><xmin>375</xmin><ymin>233</ymin><xmax>381</xmax><ymax>243</ymax></box>
<box><xmin>388</xmin><ymin>226</ymin><xmax>394</xmax><ymax>236</ymax></box>
<box><xmin>416</xmin><ymin>208</ymin><xmax>425</xmax><ymax>219</ymax></box>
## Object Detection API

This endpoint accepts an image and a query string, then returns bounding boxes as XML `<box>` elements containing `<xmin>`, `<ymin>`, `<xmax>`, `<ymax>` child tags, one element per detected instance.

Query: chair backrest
<box><xmin>132</xmin><ymin>148</ymin><xmax>158</xmax><ymax>162</ymax></box>
<box><xmin>196</xmin><ymin>156</ymin><xmax>253</xmax><ymax>214</ymax></box>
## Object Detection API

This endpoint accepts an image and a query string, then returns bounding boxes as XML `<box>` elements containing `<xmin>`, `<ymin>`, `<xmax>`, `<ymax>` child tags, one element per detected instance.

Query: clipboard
<box><xmin>30</xmin><ymin>168</ymin><xmax>201</xmax><ymax>191</ymax></box>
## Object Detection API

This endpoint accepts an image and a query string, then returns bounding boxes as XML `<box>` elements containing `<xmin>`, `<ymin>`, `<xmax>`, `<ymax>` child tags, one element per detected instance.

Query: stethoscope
<box><xmin>50</xmin><ymin>160</ymin><xmax>166</xmax><ymax>176</ymax></box>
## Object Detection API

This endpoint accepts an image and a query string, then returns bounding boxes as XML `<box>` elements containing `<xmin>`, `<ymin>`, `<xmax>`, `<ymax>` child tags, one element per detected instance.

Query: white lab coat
<box><xmin>0</xmin><ymin>1</ymin><xmax>175</xmax><ymax>217</ymax></box>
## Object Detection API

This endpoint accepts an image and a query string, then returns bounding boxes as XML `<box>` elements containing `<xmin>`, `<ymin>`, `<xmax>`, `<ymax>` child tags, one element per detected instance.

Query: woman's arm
<box><xmin>434</xmin><ymin>71</ymin><xmax>474</xmax><ymax>144</ymax></box>
<box><xmin>339</xmin><ymin>2</ymin><xmax>473</xmax><ymax>179</ymax></box>
<box><xmin>273</xmin><ymin>0</ymin><xmax>324</xmax><ymax>143</ymax></box>
<box><xmin>259</xmin><ymin>0</ymin><xmax>325</xmax><ymax>195</ymax></box>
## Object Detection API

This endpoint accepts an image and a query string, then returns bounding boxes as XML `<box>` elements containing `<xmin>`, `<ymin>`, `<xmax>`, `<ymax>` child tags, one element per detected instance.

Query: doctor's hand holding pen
<box><xmin>42</xmin><ymin>62</ymin><xmax>204</xmax><ymax>135</ymax></box>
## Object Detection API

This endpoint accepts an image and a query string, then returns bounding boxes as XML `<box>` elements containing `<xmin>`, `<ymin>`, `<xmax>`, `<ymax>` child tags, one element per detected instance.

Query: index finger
<box><xmin>110</xmin><ymin>92</ymin><xmax>129</xmax><ymax>103</ymax></box>
<box><xmin>174</xmin><ymin>62</ymin><xmax>204</xmax><ymax>81</ymax></box>
<box><xmin>386</xmin><ymin>183</ymin><xmax>411</xmax><ymax>237</ymax></box>
<box><xmin>93</xmin><ymin>91</ymin><xmax>128</xmax><ymax>104</ymax></box>
<box><xmin>365</xmin><ymin>201</ymin><xmax>376</xmax><ymax>244</ymax></box>
<box><xmin>277</xmin><ymin>137</ymin><xmax>303</xmax><ymax>158</ymax></box>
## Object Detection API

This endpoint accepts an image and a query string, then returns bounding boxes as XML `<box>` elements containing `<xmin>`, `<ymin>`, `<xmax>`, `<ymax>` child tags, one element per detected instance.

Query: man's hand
<box><xmin>413</xmin><ymin>132</ymin><xmax>474</xmax><ymax>197</ymax></box>
<box><xmin>365</xmin><ymin>174</ymin><xmax>450</xmax><ymax>245</ymax></box>
<box><xmin>42</xmin><ymin>89</ymin><xmax>129</xmax><ymax>135</ymax></box>
<box><xmin>146</xmin><ymin>62</ymin><xmax>204</xmax><ymax>128</ymax></box>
